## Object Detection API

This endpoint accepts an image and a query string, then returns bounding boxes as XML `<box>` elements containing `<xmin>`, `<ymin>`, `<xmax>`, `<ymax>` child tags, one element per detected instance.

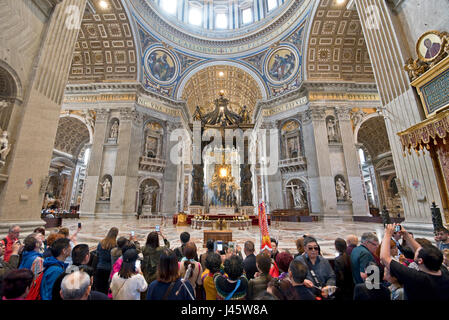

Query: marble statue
<box><xmin>100</xmin><ymin>177</ymin><xmax>111</xmax><ymax>200</ymax></box>
<box><xmin>335</xmin><ymin>178</ymin><xmax>348</xmax><ymax>201</ymax></box>
<box><xmin>110</xmin><ymin>120</ymin><xmax>119</xmax><ymax>139</ymax></box>
<box><xmin>143</xmin><ymin>185</ymin><xmax>157</xmax><ymax>205</ymax></box>
<box><xmin>0</xmin><ymin>128</ymin><xmax>11</xmax><ymax>165</ymax></box>
<box><xmin>351</xmin><ymin>110</ymin><xmax>366</xmax><ymax>128</ymax></box>
<box><xmin>293</xmin><ymin>187</ymin><xmax>306</xmax><ymax>208</ymax></box>
<box><xmin>327</xmin><ymin>118</ymin><xmax>337</xmax><ymax>141</ymax></box>
<box><xmin>0</xmin><ymin>100</ymin><xmax>8</xmax><ymax>120</ymax></box>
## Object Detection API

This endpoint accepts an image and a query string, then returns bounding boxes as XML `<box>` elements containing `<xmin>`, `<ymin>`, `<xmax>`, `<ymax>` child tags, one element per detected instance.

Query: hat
<box><xmin>123</xmin><ymin>248</ymin><xmax>138</xmax><ymax>263</ymax></box>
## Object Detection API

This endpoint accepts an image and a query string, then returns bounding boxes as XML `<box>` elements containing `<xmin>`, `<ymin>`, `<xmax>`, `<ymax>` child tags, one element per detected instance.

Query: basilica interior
<box><xmin>1</xmin><ymin>0</ymin><xmax>449</xmax><ymax>255</ymax></box>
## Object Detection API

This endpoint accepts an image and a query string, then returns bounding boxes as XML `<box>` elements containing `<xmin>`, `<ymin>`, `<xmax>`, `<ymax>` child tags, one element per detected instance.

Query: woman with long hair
<box><xmin>247</xmin><ymin>253</ymin><xmax>272</xmax><ymax>300</ymax></box>
<box><xmin>267</xmin><ymin>277</ymin><xmax>298</xmax><ymax>300</ymax></box>
<box><xmin>146</xmin><ymin>248</ymin><xmax>194</xmax><ymax>300</ymax></box>
<box><xmin>334</xmin><ymin>238</ymin><xmax>354</xmax><ymax>300</ymax></box>
<box><xmin>142</xmin><ymin>229</ymin><xmax>170</xmax><ymax>284</ymax></box>
<box><xmin>93</xmin><ymin>227</ymin><xmax>118</xmax><ymax>294</ymax></box>
<box><xmin>179</xmin><ymin>242</ymin><xmax>202</xmax><ymax>296</ymax></box>
<box><xmin>110</xmin><ymin>249</ymin><xmax>147</xmax><ymax>300</ymax></box>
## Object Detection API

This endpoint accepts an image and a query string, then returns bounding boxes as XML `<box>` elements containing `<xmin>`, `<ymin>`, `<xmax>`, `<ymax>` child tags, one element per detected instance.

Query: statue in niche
<box><xmin>0</xmin><ymin>100</ymin><xmax>8</xmax><ymax>121</ymax></box>
<box><xmin>0</xmin><ymin>128</ymin><xmax>11</xmax><ymax>166</ymax></box>
<box><xmin>335</xmin><ymin>177</ymin><xmax>350</xmax><ymax>201</ymax></box>
<box><xmin>327</xmin><ymin>118</ymin><xmax>338</xmax><ymax>142</ymax></box>
<box><xmin>99</xmin><ymin>177</ymin><xmax>111</xmax><ymax>201</ymax></box>
<box><xmin>293</xmin><ymin>187</ymin><xmax>306</xmax><ymax>209</ymax></box>
<box><xmin>240</xmin><ymin>165</ymin><xmax>253</xmax><ymax>206</ymax></box>
<box><xmin>110</xmin><ymin>120</ymin><xmax>119</xmax><ymax>139</ymax></box>
<box><xmin>239</xmin><ymin>105</ymin><xmax>250</xmax><ymax>124</ymax></box>
<box><xmin>351</xmin><ymin>110</ymin><xmax>366</xmax><ymax>128</ymax></box>
<box><xmin>143</xmin><ymin>185</ymin><xmax>157</xmax><ymax>206</ymax></box>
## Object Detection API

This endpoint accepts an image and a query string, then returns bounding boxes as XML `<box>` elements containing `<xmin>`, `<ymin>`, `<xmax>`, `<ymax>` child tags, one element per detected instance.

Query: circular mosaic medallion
<box><xmin>144</xmin><ymin>47</ymin><xmax>179</xmax><ymax>85</ymax></box>
<box><xmin>265</xmin><ymin>46</ymin><xmax>299</xmax><ymax>84</ymax></box>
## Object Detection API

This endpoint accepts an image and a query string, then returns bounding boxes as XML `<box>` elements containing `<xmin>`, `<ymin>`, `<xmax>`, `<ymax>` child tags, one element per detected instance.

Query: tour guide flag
<box><xmin>258</xmin><ymin>202</ymin><xmax>272</xmax><ymax>252</ymax></box>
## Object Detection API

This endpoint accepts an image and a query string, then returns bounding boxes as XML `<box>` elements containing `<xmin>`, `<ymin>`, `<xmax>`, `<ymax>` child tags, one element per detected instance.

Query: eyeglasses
<box><xmin>307</xmin><ymin>246</ymin><xmax>319</xmax><ymax>251</ymax></box>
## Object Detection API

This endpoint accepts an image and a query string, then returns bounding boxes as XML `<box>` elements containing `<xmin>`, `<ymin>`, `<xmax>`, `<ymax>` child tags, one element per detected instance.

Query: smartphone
<box><xmin>216</xmin><ymin>241</ymin><xmax>223</xmax><ymax>252</ymax></box>
<box><xmin>135</xmin><ymin>259</ymin><xmax>141</xmax><ymax>270</ymax></box>
<box><xmin>78</xmin><ymin>222</ymin><xmax>82</xmax><ymax>229</ymax></box>
<box><xmin>155</xmin><ymin>225</ymin><xmax>160</xmax><ymax>232</ymax></box>
<box><xmin>131</xmin><ymin>231</ymin><xmax>135</xmax><ymax>237</ymax></box>
<box><xmin>394</xmin><ymin>225</ymin><xmax>402</xmax><ymax>232</ymax></box>
<box><xmin>228</xmin><ymin>242</ymin><xmax>235</xmax><ymax>250</ymax></box>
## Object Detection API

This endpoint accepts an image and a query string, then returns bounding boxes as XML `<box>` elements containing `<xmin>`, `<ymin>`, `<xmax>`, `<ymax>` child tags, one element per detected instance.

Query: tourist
<box><xmin>214</xmin><ymin>255</ymin><xmax>248</xmax><ymax>300</ymax></box>
<box><xmin>146</xmin><ymin>248</ymin><xmax>195</xmax><ymax>300</ymax></box>
<box><xmin>51</xmin><ymin>243</ymin><xmax>91</xmax><ymax>301</ymax></box>
<box><xmin>110</xmin><ymin>242</ymin><xmax>136</xmax><ymax>285</ymax></box>
<box><xmin>350</xmin><ymin>232</ymin><xmax>379</xmax><ymax>284</ymax></box>
<box><xmin>294</xmin><ymin>237</ymin><xmax>304</xmax><ymax>258</ymax></box>
<box><xmin>142</xmin><ymin>230</ymin><xmax>170</xmax><ymax>284</ymax></box>
<box><xmin>288</xmin><ymin>260</ymin><xmax>316</xmax><ymax>300</ymax></box>
<box><xmin>270</xmin><ymin>238</ymin><xmax>279</xmax><ymax>261</ymax></box>
<box><xmin>199</xmin><ymin>239</ymin><xmax>214</xmax><ymax>270</ymax></box>
<box><xmin>19</xmin><ymin>234</ymin><xmax>44</xmax><ymax>280</ymax></box>
<box><xmin>243</xmin><ymin>241</ymin><xmax>257</xmax><ymax>280</ymax></box>
<box><xmin>110</xmin><ymin>249</ymin><xmax>147</xmax><ymax>300</ymax></box>
<box><xmin>43</xmin><ymin>233</ymin><xmax>65</xmax><ymax>258</ymax></box>
<box><xmin>334</xmin><ymin>238</ymin><xmax>354</xmax><ymax>301</ymax></box>
<box><xmin>174</xmin><ymin>232</ymin><xmax>197</xmax><ymax>262</ymax></box>
<box><xmin>93</xmin><ymin>227</ymin><xmax>118</xmax><ymax>294</ymax></box>
<box><xmin>435</xmin><ymin>227</ymin><xmax>449</xmax><ymax>251</ymax></box>
<box><xmin>1</xmin><ymin>269</ymin><xmax>33</xmax><ymax>300</ymax></box>
<box><xmin>77</xmin><ymin>265</ymin><xmax>109</xmax><ymax>300</ymax></box>
<box><xmin>60</xmin><ymin>271</ymin><xmax>91</xmax><ymax>300</ymax></box>
<box><xmin>294</xmin><ymin>237</ymin><xmax>336</xmax><ymax>298</ymax></box>
<box><xmin>275</xmin><ymin>251</ymin><xmax>293</xmax><ymax>280</ymax></box>
<box><xmin>376</xmin><ymin>239</ymin><xmax>398</xmax><ymax>261</ymax></box>
<box><xmin>267</xmin><ymin>277</ymin><xmax>297</xmax><ymax>300</ymax></box>
<box><xmin>247</xmin><ymin>253</ymin><xmax>272</xmax><ymax>299</ymax></box>
<box><xmin>254</xmin><ymin>291</ymin><xmax>277</xmax><ymax>300</ymax></box>
<box><xmin>0</xmin><ymin>239</ymin><xmax>21</xmax><ymax>284</ymax></box>
<box><xmin>179</xmin><ymin>242</ymin><xmax>202</xmax><ymax>296</ymax></box>
<box><xmin>380</xmin><ymin>224</ymin><xmax>449</xmax><ymax>300</ymax></box>
<box><xmin>385</xmin><ymin>267</ymin><xmax>404</xmax><ymax>300</ymax></box>
<box><xmin>353</xmin><ymin>262</ymin><xmax>390</xmax><ymax>301</ymax></box>
<box><xmin>346</xmin><ymin>235</ymin><xmax>358</xmax><ymax>256</ymax></box>
<box><xmin>33</xmin><ymin>227</ymin><xmax>46</xmax><ymax>253</ymax></box>
<box><xmin>58</xmin><ymin>226</ymin><xmax>81</xmax><ymax>266</ymax></box>
<box><xmin>111</xmin><ymin>236</ymin><xmax>130</xmax><ymax>266</ymax></box>
<box><xmin>201</xmin><ymin>252</ymin><xmax>222</xmax><ymax>300</ymax></box>
<box><xmin>1</xmin><ymin>225</ymin><xmax>21</xmax><ymax>263</ymax></box>
<box><xmin>392</xmin><ymin>229</ymin><xmax>404</xmax><ymax>255</ymax></box>
<box><xmin>399</xmin><ymin>246</ymin><xmax>415</xmax><ymax>267</ymax></box>
<box><xmin>40</xmin><ymin>238</ymin><xmax>71</xmax><ymax>300</ymax></box>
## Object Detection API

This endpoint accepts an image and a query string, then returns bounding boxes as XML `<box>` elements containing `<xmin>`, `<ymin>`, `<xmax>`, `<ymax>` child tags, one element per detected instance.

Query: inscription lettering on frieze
<box><xmin>421</xmin><ymin>68</ymin><xmax>449</xmax><ymax>115</ymax></box>
<box><xmin>263</xmin><ymin>96</ymin><xmax>308</xmax><ymax>116</ymax></box>
<box><xmin>137</xmin><ymin>97</ymin><xmax>180</xmax><ymax>117</ymax></box>
<box><xmin>64</xmin><ymin>94</ymin><xmax>136</xmax><ymax>103</ymax></box>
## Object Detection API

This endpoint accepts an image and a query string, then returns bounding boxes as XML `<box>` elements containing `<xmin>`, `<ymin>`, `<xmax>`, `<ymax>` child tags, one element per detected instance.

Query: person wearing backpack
<box><xmin>40</xmin><ymin>238</ymin><xmax>71</xmax><ymax>300</ymax></box>
<box><xmin>19</xmin><ymin>234</ymin><xmax>44</xmax><ymax>280</ymax></box>
<box><xmin>0</xmin><ymin>239</ymin><xmax>21</xmax><ymax>297</ymax></box>
<box><xmin>142</xmin><ymin>230</ymin><xmax>170</xmax><ymax>285</ymax></box>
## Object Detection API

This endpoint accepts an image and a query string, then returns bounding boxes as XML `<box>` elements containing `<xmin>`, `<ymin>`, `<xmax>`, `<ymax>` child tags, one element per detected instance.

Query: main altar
<box><xmin>188</xmin><ymin>92</ymin><xmax>255</xmax><ymax>221</ymax></box>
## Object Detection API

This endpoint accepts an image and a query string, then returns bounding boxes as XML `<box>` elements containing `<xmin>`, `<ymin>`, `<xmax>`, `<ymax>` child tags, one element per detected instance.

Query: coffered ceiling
<box><xmin>68</xmin><ymin>0</ymin><xmax>137</xmax><ymax>83</ymax></box>
<box><xmin>357</xmin><ymin>116</ymin><xmax>391</xmax><ymax>160</ymax></box>
<box><xmin>181</xmin><ymin>65</ymin><xmax>263</xmax><ymax>118</ymax></box>
<box><xmin>306</xmin><ymin>0</ymin><xmax>375</xmax><ymax>83</ymax></box>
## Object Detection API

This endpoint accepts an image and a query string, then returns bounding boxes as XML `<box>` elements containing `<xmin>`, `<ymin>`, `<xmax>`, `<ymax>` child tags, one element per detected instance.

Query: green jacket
<box><xmin>0</xmin><ymin>254</ymin><xmax>20</xmax><ymax>278</ymax></box>
<box><xmin>247</xmin><ymin>273</ymin><xmax>271</xmax><ymax>300</ymax></box>
<box><xmin>142</xmin><ymin>239</ymin><xmax>170</xmax><ymax>284</ymax></box>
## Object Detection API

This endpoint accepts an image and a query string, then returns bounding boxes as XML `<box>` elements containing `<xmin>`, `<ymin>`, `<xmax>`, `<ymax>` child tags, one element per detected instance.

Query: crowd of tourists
<box><xmin>1</xmin><ymin>223</ymin><xmax>449</xmax><ymax>300</ymax></box>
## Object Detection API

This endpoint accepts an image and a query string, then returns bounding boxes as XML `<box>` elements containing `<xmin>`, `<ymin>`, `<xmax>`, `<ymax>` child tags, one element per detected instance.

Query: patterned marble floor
<box><xmin>56</xmin><ymin>217</ymin><xmax>387</xmax><ymax>258</ymax></box>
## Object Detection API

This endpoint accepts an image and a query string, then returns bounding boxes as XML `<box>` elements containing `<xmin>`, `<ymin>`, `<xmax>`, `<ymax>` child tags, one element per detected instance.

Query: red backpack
<box><xmin>25</xmin><ymin>272</ymin><xmax>44</xmax><ymax>300</ymax></box>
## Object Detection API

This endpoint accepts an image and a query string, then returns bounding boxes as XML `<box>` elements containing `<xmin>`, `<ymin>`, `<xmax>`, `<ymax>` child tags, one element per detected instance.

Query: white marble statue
<box><xmin>327</xmin><ymin>118</ymin><xmax>337</xmax><ymax>141</ymax></box>
<box><xmin>293</xmin><ymin>187</ymin><xmax>306</xmax><ymax>208</ymax></box>
<box><xmin>335</xmin><ymin>178</ymin><xmax>348</xmax><ymax>201</ymax></box>
<box><xmin>110</xmin><ymin>120</ymin><xmax>119</xmax><ymax>139</ymax></box>
<box><xmin>0</xmin><ymin>128</ymin><xmax>11</xmax><ymax>164</ymax></box>
<box><xmin>143</xmin><ymin>185</ymin><xmax>157</xmax><ymax>205</ymax></box>
<box><xmin>100</xmin><ymin>178</ymin><xmax>111</xmax><ymax>200</ymax></box>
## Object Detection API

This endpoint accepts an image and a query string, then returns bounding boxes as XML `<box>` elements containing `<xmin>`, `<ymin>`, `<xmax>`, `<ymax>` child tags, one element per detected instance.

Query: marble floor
<box><xmin>56</xmin><ymin>217</ymin><xmax>389</xmax><ymax>259</ymax></box>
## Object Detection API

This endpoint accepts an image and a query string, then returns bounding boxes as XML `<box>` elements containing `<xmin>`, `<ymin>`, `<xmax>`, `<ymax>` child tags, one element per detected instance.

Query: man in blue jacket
<box><xmin>40</xmin><ymin>238</ymin><xmax>71</xmax><ymax>300</ymax></box>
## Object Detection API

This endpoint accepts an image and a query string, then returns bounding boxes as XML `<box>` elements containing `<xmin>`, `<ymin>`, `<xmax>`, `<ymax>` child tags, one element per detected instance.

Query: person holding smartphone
<box><xmin>142</xmin><ymin>227</ymin><xmax>170</xmax><ymax>284</ymax></box>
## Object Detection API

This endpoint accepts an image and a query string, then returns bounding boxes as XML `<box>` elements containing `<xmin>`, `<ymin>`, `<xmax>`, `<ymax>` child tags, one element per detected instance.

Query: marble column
<box><xmin>302</xmin><ymin>107</ymin><xmax>338</xmax><ymax>215</ymax></box>
<box><xmin>162</xmin><ymin>122</ymin><xmax>182</xmax><ymax>213</ymax></box>
<box><xmin>110</xmin><ymin>108</ymin><xmax>143</xmax><ymax>217</ymax></box>
<box><xmin>354</xmin><ymin>0</ymin><xmax>444</xmax><ymax>233</ymax></box>
<box><xmin>0</xmin><ymin>0</ymin><xmax>87</xmax><ymax>233</ymax></box>
<box><xmin>79</xmin><ymin>109</ymin><xmax>109</xmax><ymax>217</ymax></box>
<box><xmin>337</xmin><ymin>107</ymin><xmax>369</xmax><ymax>216</ymax></box>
